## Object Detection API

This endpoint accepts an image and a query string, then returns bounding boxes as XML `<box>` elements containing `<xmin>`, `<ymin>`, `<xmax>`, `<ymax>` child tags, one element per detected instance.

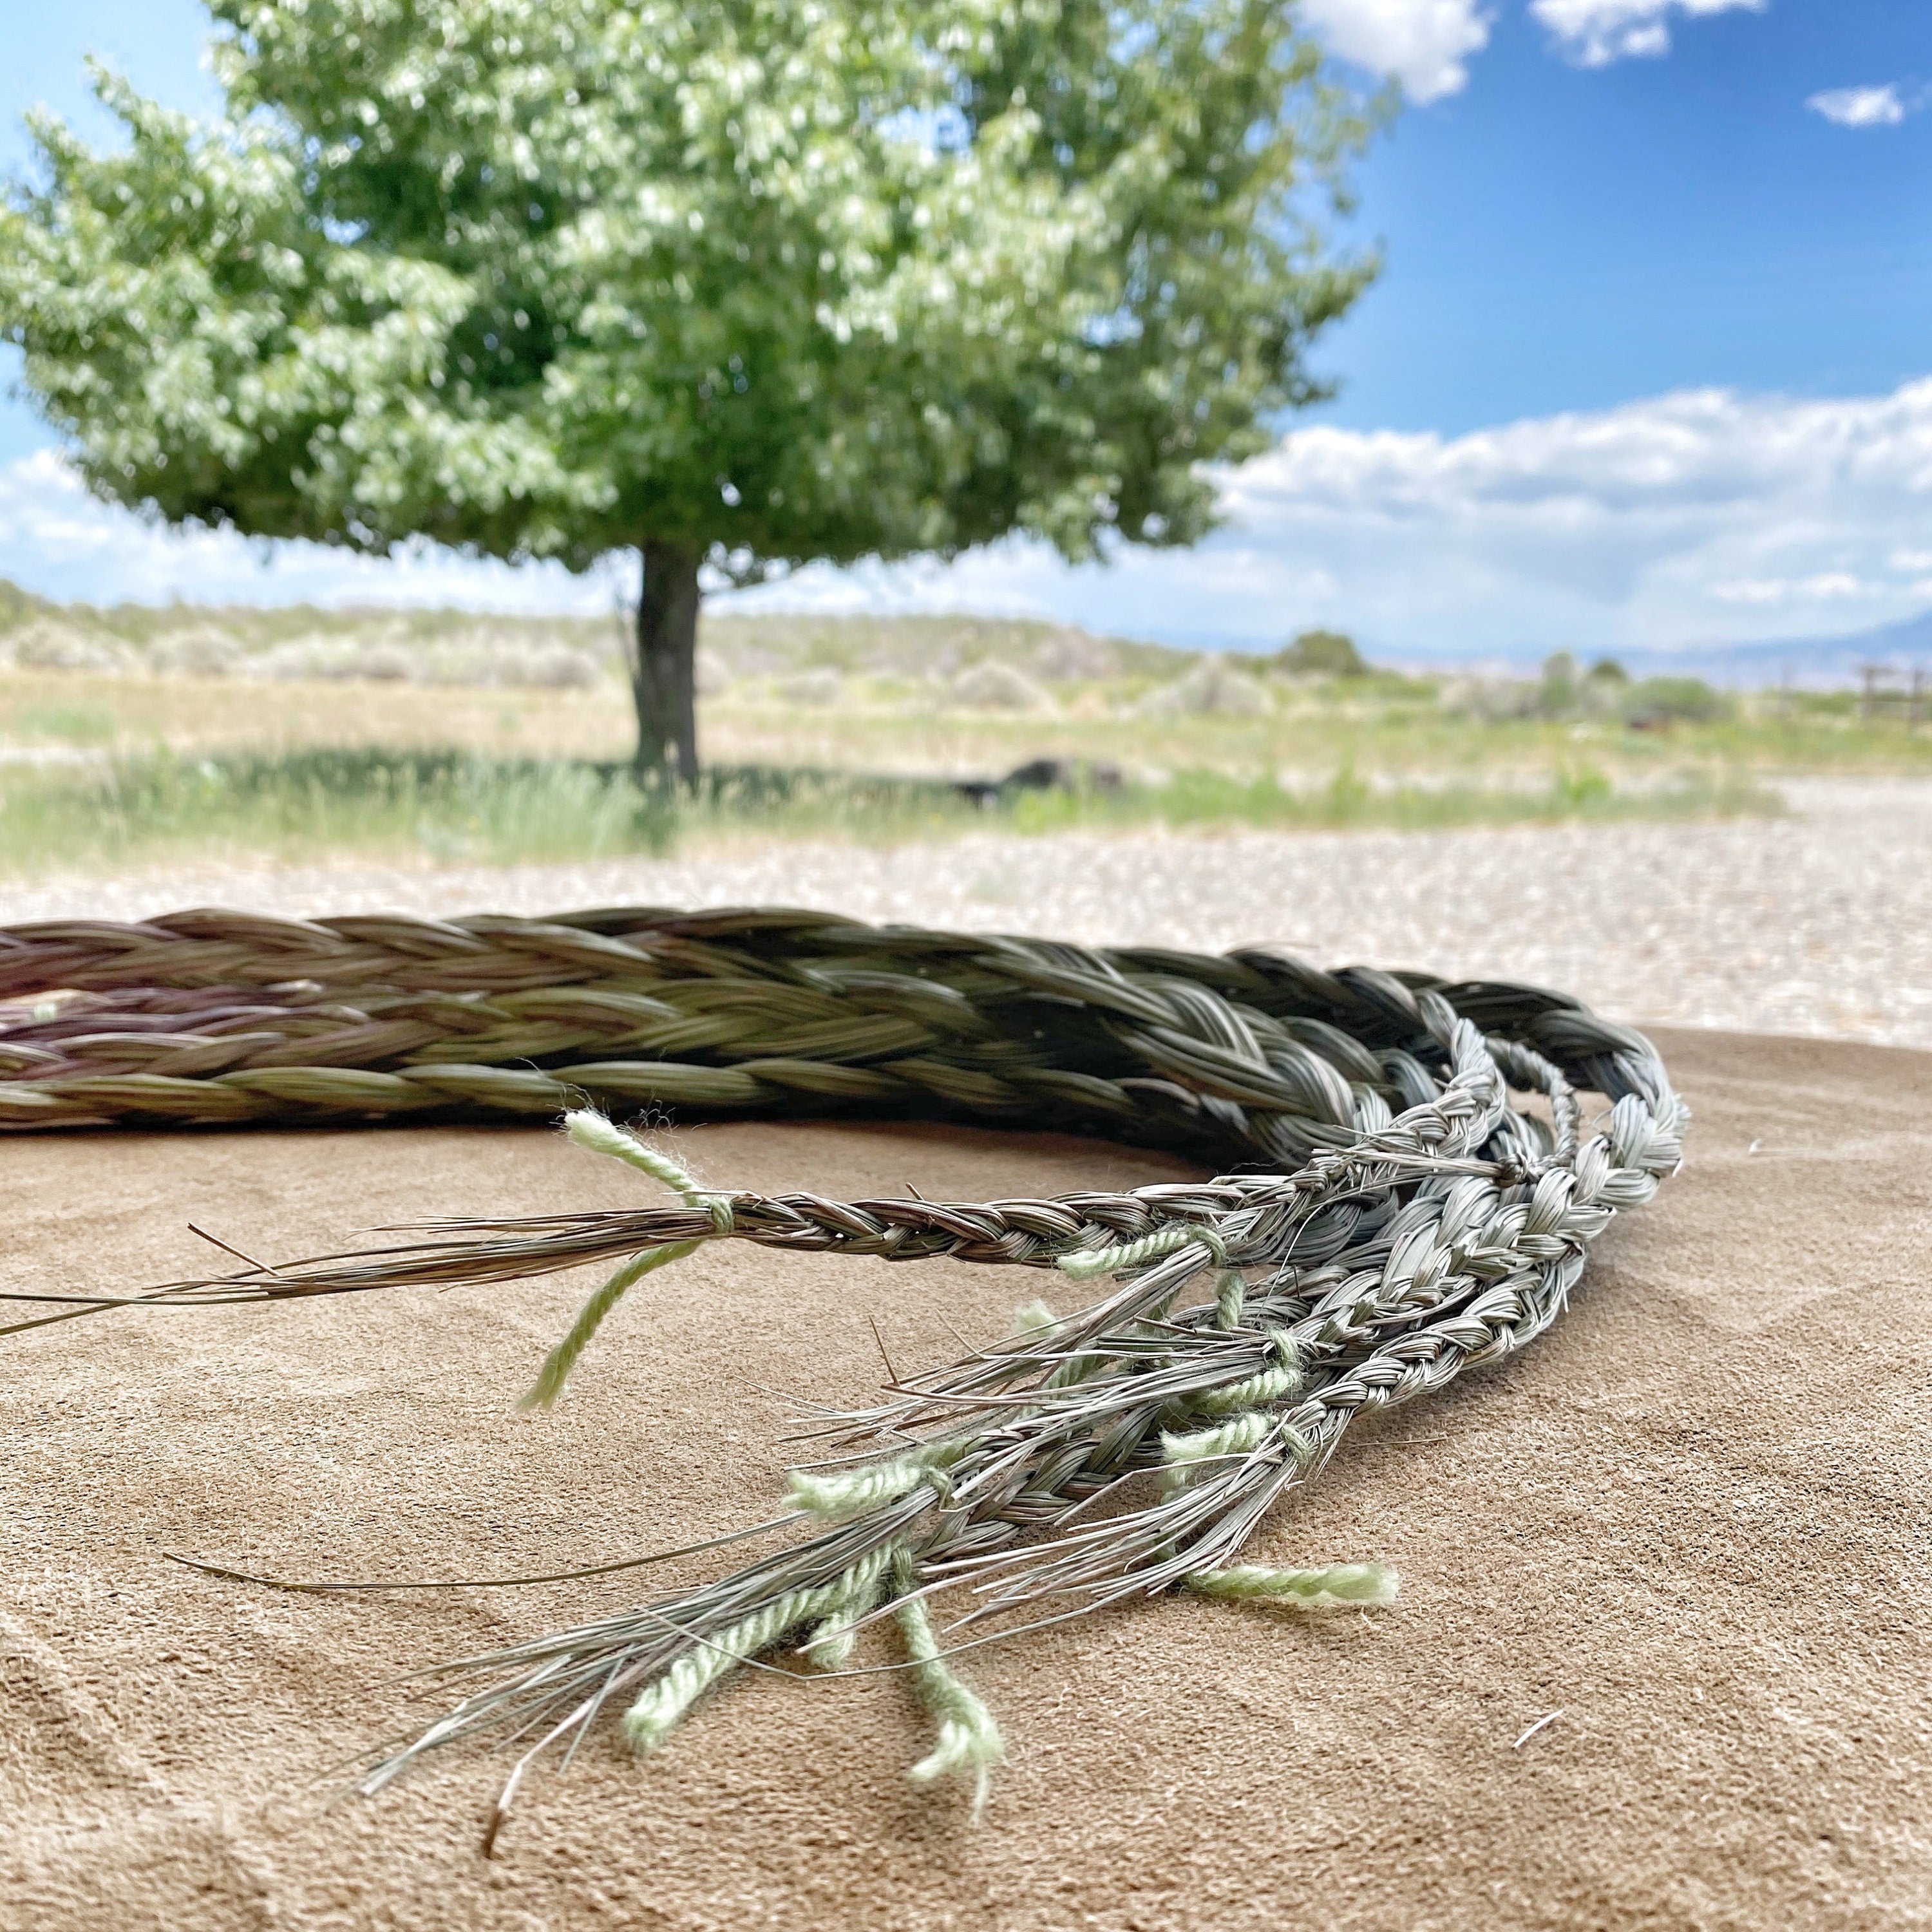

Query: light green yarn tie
<box><xmin>564</xmin><ymin>1109</ymin><xmax>735</xmax><ymax>1231</ymax></box>
<box><xmin>1186</xmin><ymin>1563</ymin><xmax>1399</xmax><ymax>1610</ymax></box>
<box><xmin>517</xmin><ymin>1240</ymin><xmax>702</xmax><ymax>1412</ymax></box>
<box><xmin>1056</xmin><ymin>1219</ymin><xmax>1225</xmax><ymax>1283</ymax></box>
<box><xmin>1191</xmin><ymin>1331</ymin><xmax>1303</xmax><ymax>1416</ymax></box>
<box><xmin>799</xmin><ymin>1565</ymin><xmax>887</xmax><ymax>1671</ymax></box>
<box><xmin>786</xmin><ymin>1439</ymin><xmax>970</xmax><ymax>1520</ymax></box>
<box><xmin>1214</xmin><ymin>1270</ymin><xmax>1245</xmax><ymax>1331</ymax></box>
<box><xmin>518</xmin><ymin>1111</ymin><xmax>735</xmax><ymax>1410</ymax></box>
<box><xmin>891</xmin><ymin>1549</ymin><xmax>1005</xmax><ymax>1817</ymax></box>
<box><xmin>622</xmin><ymin>1545</ymin><xmax>896</xmax><ymax>1753</ymax></box>
<box><xmin>1159</xmin><ymin>1410</ymin><xmax>1277</xmax><ymax>1492</ymax></box>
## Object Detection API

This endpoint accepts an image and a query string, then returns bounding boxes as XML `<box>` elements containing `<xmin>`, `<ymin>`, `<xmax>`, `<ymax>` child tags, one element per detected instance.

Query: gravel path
<box><xmin>3</xmin><ymin>777</ymin><xmax>1927</xmax><ymax>1049</ymax></box>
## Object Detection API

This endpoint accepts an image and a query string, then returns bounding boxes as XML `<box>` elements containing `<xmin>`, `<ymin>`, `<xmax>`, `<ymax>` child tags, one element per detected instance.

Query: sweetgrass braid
<box><xmin>0</xmin><ymin>905</ymin><xmax>1686</xmax><ymax>1841</ymax></box>
<box><xmin>0</xmin><ymin>905</ymin><xmax>1658</xmax><ymax>1159</ymax></box>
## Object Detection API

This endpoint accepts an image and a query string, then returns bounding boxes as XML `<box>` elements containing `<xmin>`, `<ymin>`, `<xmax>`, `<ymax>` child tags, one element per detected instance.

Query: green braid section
<box><xmin>621</xmin><ymin>1544</ymin><xmax>898</xmax><ymax>1752</ymax></box>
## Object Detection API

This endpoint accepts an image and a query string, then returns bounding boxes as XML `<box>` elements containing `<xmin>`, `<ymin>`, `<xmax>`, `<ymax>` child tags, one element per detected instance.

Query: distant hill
<box><xmin>1589</xmin><ymin>611</ymin><xmax>1932</xmax><ymax>689</ymax></box>
<box><xmin>0</xmin><ymin>578</ymin><xmax>1183</xmax><ymax>690</ymax></box>
<box><xmin>1387</xmin><ymin>609</ymin><xmax>1932</xmax><ymax>690</ymax></box>
<box><xmin>0</xmin><ymin>578</ymin><xmax>58</xmax><ymax>631</ymax></box>
<box><xmin>3</xmin><ymin>571</ymin><xmax>1916</xmax><ymax>690</ymax></box>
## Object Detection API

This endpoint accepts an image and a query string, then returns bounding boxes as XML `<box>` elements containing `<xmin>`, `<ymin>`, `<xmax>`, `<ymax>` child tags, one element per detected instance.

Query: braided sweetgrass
<box><xmin>0</xmin><ymin>905</ymin><xmax>1654</xmax><ymax>1155</ymax></box>
<box><xmin>0</xmin><ymin>907</ymin><xmax>1684</xmax><ymax>1849</ymax></box>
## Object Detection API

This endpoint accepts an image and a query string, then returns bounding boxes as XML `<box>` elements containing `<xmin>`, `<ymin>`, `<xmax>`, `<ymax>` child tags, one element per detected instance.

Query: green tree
<box><xmin>2</xmin><ymin>1</ymin><xmax>1381</xmax><ymax>782</ymax></box>
<box><xmin>1275</xmin><ymin>627</ymin><xmax>1365</xmax><ymax>677</ymax></box>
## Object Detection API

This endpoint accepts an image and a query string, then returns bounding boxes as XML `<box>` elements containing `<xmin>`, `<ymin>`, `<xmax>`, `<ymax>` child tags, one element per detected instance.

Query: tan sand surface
<box><xmin>2</xmin><ymin>1026</ymin><xmax>1927</xmax><ymax>1931</ymax></box>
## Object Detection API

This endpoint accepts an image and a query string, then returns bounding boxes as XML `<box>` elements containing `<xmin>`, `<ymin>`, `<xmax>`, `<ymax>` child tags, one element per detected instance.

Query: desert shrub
<box><xmin>1144</xmin><ymin>659</ymin><xmax>1272</xmax><ymax>717</ymax></box>
<box><xmin>1624</xmin><ymin>677</ymin><xmax>1730</xmax><ymax>728</ymax></box>
<box><xmin>148</xmin><ymin>629</ymin><xmax>243</xmax><ymax>676</ymax></box>
<box><xmin>3</xmin><ymin>619</ymin><xmax>125</xmax><ymax>672</ymax></box>
<box><xmin>1274</xmin><ymin>629</ymin><xmax>1367</xmax><ymax>677</ymax></box>
<box><xmin>777</xmin><ymin>668</ymin><xmax>845</xmax><ymax>706</ymax></box>
<box><xmin>950</xmin><ymin>661</ymin><xmax>1054</xmax><ymax>712</ymax></box>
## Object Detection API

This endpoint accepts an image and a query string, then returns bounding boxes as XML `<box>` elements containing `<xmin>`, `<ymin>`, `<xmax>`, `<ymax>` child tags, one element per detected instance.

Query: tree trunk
<box><xmin>631</xmin><ymin>542</ymin><xmax>703</xmax><ymax>788</ymax></box>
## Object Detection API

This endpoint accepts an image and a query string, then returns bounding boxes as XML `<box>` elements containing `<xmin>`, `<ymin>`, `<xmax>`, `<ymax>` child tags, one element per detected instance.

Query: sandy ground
<box><xmin>3</xmin><ymin>1028</ymin><xmax>1928</xmax><ymax>1931</ymax></box>
<box><xmin>3</xmin><ymin>776</ymin><xmax>1928</xmax><ymax>1048</ymax></box>
<box><xmin>6</xmin><ymin>780</ymin><xmax>1931</xmax><ymax>1926</ymax></box>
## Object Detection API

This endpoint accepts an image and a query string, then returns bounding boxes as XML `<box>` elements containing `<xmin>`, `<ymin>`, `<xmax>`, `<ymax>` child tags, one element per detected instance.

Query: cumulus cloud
<box><xmin>9</xmin><ymin>380</ymin><xmax>1932</xmax><ymax>662</ymax></box>
<box><xmin>1807</xmin><ymin>85</ymin><xmax>1910</xmax><ymax>129</ymax></box>
<box><xmin>1530</xmin><ymin>0</ymin><xmax>1763</xmax><ymax>68</ymax></box>
<box><xmin>0</xmin><ymin>449</ymin><xmax>612</xmax><ymax>614</ymax></box>
<box><xmin>732</xmin><ymin>377</ymin><xmax>1932</xmax><ymax>658</ymax></box>
<box><xmin>1299</xmin><ymin>0</ymin><xmax>1492</xmax><ymax>102</ymax></box>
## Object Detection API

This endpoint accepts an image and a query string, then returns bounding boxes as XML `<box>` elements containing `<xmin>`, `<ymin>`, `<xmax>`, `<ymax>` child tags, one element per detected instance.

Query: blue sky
<box><xmin>1312</xmin><ymin>0</ymin><xmax>1932</xmax><ymax>433</ymax></box>
<box><xmin>3</xmin><ymin>0</ymin><xmax>1929</xmax><ymax>660</ymax></box>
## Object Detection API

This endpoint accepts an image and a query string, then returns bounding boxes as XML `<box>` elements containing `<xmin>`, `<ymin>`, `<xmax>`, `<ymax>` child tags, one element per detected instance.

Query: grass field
<box><xmin>1</xmin><ymin>601</ymin><xmax>1925</xmax><ymax>876</ymax></box>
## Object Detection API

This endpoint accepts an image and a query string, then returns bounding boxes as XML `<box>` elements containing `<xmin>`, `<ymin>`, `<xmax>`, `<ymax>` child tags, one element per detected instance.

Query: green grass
<box><xmin>1001</xmin><ymin>762</ymin><xmax>1775</xmax><ymax>833</ymax></box>
<box><xmin>11</xmin><ymin>702</ymin><xmax>117</xmax><ymax>744</ymax></box>
<box><xmin>0</xmin><ymin>745</ymin><xmax>1779</xmax><ymax>877</ymax></box>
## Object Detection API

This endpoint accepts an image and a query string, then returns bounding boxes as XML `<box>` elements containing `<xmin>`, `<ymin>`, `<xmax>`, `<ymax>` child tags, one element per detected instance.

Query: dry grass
<box><xmin>0</xmin><ymin>668</ymin><xmax>636</xmax><ymax>762</ymax></box>
<box><xmin>3</xmin><ymin>607</ymin><xmax>1928</xmax><ymax>880</ymax></box>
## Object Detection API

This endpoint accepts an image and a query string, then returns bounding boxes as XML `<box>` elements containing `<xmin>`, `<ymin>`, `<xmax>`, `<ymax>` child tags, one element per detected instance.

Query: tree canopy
<box><xmin>2</xmin><ymin>1</ymin><xmax>1383</xmax><ymax>777</ymax></box>
<box><xmin>1276</xmin><ymin>628</ymin><xmax>1366</xmax><ymax>677</ymax></box>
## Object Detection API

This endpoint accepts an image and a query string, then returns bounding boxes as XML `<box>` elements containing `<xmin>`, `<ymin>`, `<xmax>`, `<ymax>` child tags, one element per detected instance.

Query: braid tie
<box><xmin>516</xmin><ymin>1111</ymin><xmax>737</xmax><ymax>1407</ymax></box>
<box><xmin>891</xmin><ymin>1549</ymin><xmax>1006</xmax><ymax>1816</ymax></box>
<box><xmin>1186</xmin><ymin>1564</ymin><xmax>1399</xmax><ymax>1609</ymax></box>
<box><xmin>623</xmin><ymin>1544</ymin><xmax>898</xmax><ymax>1753</ymax></box>
<box><xmin>1056</xmin><ymin>1219</ymin><xmax>1227</xmax><ymax>1282</ymax></box>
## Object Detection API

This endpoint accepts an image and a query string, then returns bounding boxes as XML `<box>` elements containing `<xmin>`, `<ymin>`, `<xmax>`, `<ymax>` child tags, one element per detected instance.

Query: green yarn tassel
<box><xmin>892</xmin><ymin>1549</ymin><xmax>1006</xmax><ymax>1817</ymax></box>
<box><xmin>1186</xmin><ymin>1562</ymin><xmax>1399</xmax><ymax>1609</ymax></box>
<box><xmin>516</xmin><ymin>1240</ymin><xmax>701</xmax><ymax>1412</ymax></box>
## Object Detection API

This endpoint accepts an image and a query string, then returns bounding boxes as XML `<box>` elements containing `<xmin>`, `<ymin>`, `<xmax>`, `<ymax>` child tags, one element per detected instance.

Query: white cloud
<box><xmin>732</xmin><ymin>377</ymin><xmax>1932</xmax><ymax>658</ymax></box>
<box><xmin>0</xmin><ymin>450</ymin><xmax>615</xmax><ymax>614</ymax></box>
<box><xmin>1807</xmin><ymin>85</ymin><xmax>1909</xmax><ymax>129</ymax></box>
<box><xmin>1712</xmin><ymin>574</ymin><xmax>1878</xmax><ymax>607</ymax></box>
<box><xmin>1530</xmin><ymin>0</ymin><xmax>1763</xmax><ymax>69</ymax></box>
<box><xmin>9</xmin><ymin>380</ymin><xmax>1932</xmax><ymax>662</ymax></box>
<box><xmin>1300</xmin><ymin>0</ymin><xmax>1492</xmax><ymax>102</ymax></box>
